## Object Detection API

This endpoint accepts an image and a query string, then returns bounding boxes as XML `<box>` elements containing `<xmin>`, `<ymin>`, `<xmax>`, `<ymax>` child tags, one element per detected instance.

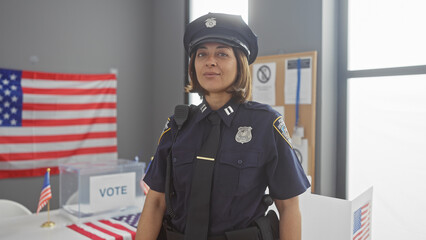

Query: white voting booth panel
<box><xmin>268</xmin><ymin>187</ymin><xmax>373</xmax><ymax>240</ymax></box>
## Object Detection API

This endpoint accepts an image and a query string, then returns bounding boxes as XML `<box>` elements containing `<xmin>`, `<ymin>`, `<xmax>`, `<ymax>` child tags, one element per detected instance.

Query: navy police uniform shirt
<box><xmin>144</xmin><ymin>97</ymin><xmax>310</xmax><ymax>235</ymax></box>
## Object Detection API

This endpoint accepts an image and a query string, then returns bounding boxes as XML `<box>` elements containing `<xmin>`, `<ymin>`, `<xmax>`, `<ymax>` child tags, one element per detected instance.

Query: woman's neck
<box><xmin>204</xmin><ymin>93</ymin><xmax>232</xmax><ymax>111</ymax></box>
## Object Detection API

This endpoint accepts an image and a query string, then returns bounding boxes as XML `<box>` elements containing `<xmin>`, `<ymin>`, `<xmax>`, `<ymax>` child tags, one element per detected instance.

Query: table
<box><xmin>0</xmin><ymin>199</ymin><xmax>145</xmax><ymax>240</ymax></box>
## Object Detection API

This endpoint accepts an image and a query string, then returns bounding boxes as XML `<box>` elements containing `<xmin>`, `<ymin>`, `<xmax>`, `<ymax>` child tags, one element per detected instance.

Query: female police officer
<box><xmin>136</xmin><ymin>13</ymin><xmax>310</xmax><ymax>240</ymax></box>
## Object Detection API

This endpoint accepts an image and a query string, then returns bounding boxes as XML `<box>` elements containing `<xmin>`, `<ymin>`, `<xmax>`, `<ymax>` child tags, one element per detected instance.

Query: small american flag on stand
<box><xmin>353</xmin><ymin>202</ymin><xmax>371</xmax><ymax>240</ymax></box>
<box><xmin>36</xmin><ymin>168</ymin><xmax>52</xmax><ymax>214</ymax></box>
<box><xmin>140</xmin><ymin>177</ymin><xmax>150</xmax><ymax>195</ymax></box>
<box><xmin>140</xmin><ymin>157</ymin><xmax>153</xmax><ymax>195</ymax></box>
<box><xmin>67</xmin><ymin>213</ymin><xmax>141</xmax><ymax>240</ymax></box>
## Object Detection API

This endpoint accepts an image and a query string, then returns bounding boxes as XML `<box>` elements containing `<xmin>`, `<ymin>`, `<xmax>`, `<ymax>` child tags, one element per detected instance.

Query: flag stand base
<box><xmin>41</xmin><ymin>221</ymin><xmax>56</xmax><ymax>228</ymax></box>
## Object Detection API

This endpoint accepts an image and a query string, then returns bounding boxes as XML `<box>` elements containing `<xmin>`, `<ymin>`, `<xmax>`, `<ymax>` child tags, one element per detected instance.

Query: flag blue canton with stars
<box><xmin>353</xmin><ymin>207</ymin><xmax>362</xmax><ymax>234</ymax></box>
<box><xmin>0</xmin><ymin>69</ymin><xmax>23</xmax><ymax>127</ymax></box>
<box><xmin>113</xmin><ymin>212</ymin><xmax>141</xmax><ymax>228</ymax></box>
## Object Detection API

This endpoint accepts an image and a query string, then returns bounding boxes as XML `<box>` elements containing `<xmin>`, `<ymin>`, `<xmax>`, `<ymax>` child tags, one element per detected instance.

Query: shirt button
<box><xmin>237</xmin><ymin>159</ymin><xmax>243</xmax><ymax>165</ymax></box>
<box><xmin>173</xmin><ymin>158</ymin><xmax>177</xmax><ymax>163</ymax></box>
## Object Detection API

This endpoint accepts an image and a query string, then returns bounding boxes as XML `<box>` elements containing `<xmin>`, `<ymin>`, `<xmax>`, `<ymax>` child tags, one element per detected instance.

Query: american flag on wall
<box><xmin>0</xmin><ymin>68</ymin><xmax>117</xmax><ymax>178</ymax></box>
<box><xmin>67</xmin><ymin>213</ymin><xmax>141</xmax><ymax>240</ymax></box>
<box><xmin>353</xmin><ymin>202</ymin><xmax>371</xmax><ymax>240</ymax></box>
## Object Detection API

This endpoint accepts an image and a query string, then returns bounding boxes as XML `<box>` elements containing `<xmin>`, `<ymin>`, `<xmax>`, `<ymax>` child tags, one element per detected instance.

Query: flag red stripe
<box><xmin>39</xmin><ymin>189</ymin><xmax>52</xmax><ymax>199</ymax></box>
<box><xmin>37</xmin><ymin>201</ymin><xmax>48</xmax><ymax>212</ymax></box>
<box><xmin>353</xmin><ymin>222</ymin><xmax>370</xmax><ymax>240</ymax></box>
<box><xmin>39</xmin><ymin>189</ymin><xmax>51</xmax><ymax>200</ymax></box>
<box><xmin>85</xmin><ymin>222</ymin><xmax>123</xmax><ymax>240</ymax></box>
<box><xmin>0</xmin><ymin>146</ymin><xmax>117</xmax><ymax>161</ymax></box>
<box><xmin>22</xmin><ymin>117</ymin><xmax>116</xmax><ymax>126</ymax></box>
<box><xmin>0</xmin><ymin>167</ymin><xmax>59</xmax><ymax>179</ymax></box>
<box><xmin>359</xmin><ymin>227</ymin><xmax>370</xmax><ymax>240</ymax></box>
<box><xmin>37</xmin><ymin>202</ymin><xmax>47</xmax><ymax>213</ymax></box>
<box><xmin>22</xmin><ymin>102</ymin><xmax>116</xmax><ymax>111</ymax></box>
<box><xmin>99</xmin><ymin>220</ymin><xmax>136</xmax><ymax>240</ymax></box>
<box><xmin>22</xmin><ymin>87</ymin><xmax>116</xmax><ymax>95</ymax></box>
<box><xmin>39</xmin><ymin>197</ymin><xmax>50</xmax><ymax>206</ymax></box>
<box><xmin>22</xmin><ymin>71</ymin><xmax>116</xmax><ymax>81</ymax></box>
<box><xmin>0</xmin><ymin>131</ymin><xmax>117</xmax><ymax>144</ymax></box>
<box><xmin>67</xmin><ymin>224</ymin><xmax>106</xmax><ymax>240</ymax></box>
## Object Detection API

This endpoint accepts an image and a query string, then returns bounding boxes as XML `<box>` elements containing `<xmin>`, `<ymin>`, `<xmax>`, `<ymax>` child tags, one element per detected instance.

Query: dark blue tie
<box><xmin>184</xmin><ymin>112</ymin><xmax>221</xmax><ymax>240</ymax></box>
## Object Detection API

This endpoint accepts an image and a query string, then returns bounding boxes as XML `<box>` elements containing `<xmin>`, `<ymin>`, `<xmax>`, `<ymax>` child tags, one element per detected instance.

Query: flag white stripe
<box><xmin>76</xmin><ymin>223</ymin><xmax>115</xmax><ymax>240</ymax></box>
<box><xmin>0</xmin><ymin>153</ymin><xmax>118</xmax><ymax>169</ymax></box>
<box><xmin>21</xmin><ymin>79</ymin><xmax>116</xmax><ymax>89</ymax></box>
<box><xmin>22</xmin><ymin>109</ymin><xmax>116</xmax><ymax>120</ymax></box>
<box><xmin>93</xmin><ymin>221</ymin><xmax>133</xmax><ymax>240</ymax></box>
<box><xmin>0</xmin><ymin>123</ymin><xmax>116</xmax><ymax>136</ymax></box>
<box><xmin>0</xmin><ymin>138</ymin><xmax>117</xmax><ymax>154</ymax></box>
<box><xmin>22</xmin><ymin>94</ymin><xmax>116</xmax><ymax>104</ymax></box>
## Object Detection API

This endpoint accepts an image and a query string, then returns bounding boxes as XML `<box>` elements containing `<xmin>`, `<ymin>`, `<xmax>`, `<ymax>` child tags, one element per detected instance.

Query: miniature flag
<box><xmin>353</xmin><ymin>202</ymin><xmax>371</xmax><ymax>240</ymax></box>
<box><xmin>0</xmin><ymin>68</ymin><xmax>117</xmax><ymax>179</ymax></box>
<box><xmin>36</xmin><ymin>169</ymin><xmax>52</xmax><ymax>214</ymax></box>
<box><xmin>140</xmin><ymin>157</ymin><xmax>153</xmax><ymax>195</ymax></box>
<box><xmin>67</xmin><ymin>213</ymin><xmax>141</xmax><ymax>240</ymax></box>
<box><xmin>140</xmin><ymin>176</ymin><xmax>150</xmax><ymax>195</ymax></box>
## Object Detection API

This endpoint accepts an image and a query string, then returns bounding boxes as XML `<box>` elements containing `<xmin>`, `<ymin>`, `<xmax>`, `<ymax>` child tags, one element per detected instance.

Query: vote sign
<box><xmin>89</xmin><ymin>172</ymin><xmax>136</xmax><ymax>212</ymax></box>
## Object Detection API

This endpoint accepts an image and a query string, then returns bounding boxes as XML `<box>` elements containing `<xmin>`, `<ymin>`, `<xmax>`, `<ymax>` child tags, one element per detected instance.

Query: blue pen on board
<box><xmin>295</xmin><ymin>58</ymin><xmax>301</xmax><ymax>127</ymax></box>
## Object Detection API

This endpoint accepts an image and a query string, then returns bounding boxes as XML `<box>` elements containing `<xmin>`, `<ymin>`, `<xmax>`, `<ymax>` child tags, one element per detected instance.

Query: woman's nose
<box><xmin>205</xmin><ymin>55</ymin><xmax>217</xmax><ymax>67</ymax></box>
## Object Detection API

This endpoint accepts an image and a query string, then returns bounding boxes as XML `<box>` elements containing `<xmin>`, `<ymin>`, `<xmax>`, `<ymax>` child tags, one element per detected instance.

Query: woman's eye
<box><xmin>217</xmin><ymin>52</ymin><xmax>228</xmax><ymax>57</ymax></box>
<box><xmin>197</xmin><ymin>52</ymin><xmax>206</xmax><ymax>57</ymax></box>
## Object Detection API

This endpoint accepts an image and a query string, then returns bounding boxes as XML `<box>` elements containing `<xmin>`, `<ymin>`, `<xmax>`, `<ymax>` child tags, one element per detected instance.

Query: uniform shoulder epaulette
<box><xmin>243</xmin><ymin>101</ymin><xmax>275</xmax><ymax>112</ymax></box>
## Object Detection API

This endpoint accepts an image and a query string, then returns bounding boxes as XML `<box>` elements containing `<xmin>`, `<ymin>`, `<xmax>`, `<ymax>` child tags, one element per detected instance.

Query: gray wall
<box><xmin>0</xmin><ymin>0</ymin><xmax>338</xmax><ymax>212</ymax></box>
<box><xmin>150</xmin><ymin>1</ymin><xmax>186</xmax><ymax>154</ymax></box>
<box><xmin>0</xmin><ymin>0</ymin><xmax>160</xmax><ymax>212</ymax></box>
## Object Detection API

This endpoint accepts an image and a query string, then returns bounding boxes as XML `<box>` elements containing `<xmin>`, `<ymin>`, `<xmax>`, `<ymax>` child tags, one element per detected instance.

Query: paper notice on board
<box><xmin>252</xmin><ymin>62</ymin><xmax>276</xmax><ymax>105</ymax></box>
<box><xmin>293</xmin><ymin>139</ymin><xmax>309</xmax><ymax>174</ymax></box>
<box><xmin>284</xmin><ymin>58</ymin><xmax>312</xmax><ymax>104</ymax></box>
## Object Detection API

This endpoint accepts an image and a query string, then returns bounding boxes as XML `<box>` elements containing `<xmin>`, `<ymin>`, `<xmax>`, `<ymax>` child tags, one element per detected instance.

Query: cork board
<box><xmin>251</xmin><ymin>51</ymin><xmax>317</xmax><ymax>191</ymax></box>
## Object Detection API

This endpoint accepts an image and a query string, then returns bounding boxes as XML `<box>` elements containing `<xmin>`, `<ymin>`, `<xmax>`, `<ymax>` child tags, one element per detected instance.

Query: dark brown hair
<box><xmin>185</xmin><ymin>47</ymin><xmax>252</xmax><ymax>102</ymax></box>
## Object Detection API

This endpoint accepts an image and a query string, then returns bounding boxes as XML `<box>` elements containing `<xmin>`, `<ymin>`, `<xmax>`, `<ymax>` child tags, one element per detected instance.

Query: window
<box><xmin>344</xmin><ymin>0</ymin><xmax>426</xmax><ymax>239</ymax></box>
<box><xmin>348</xmin><ymin>0</ymin><xmax>426</xmax><ymax>70</ymax></box>
<box><xmin>188</xmin><ymin>0</ymin><xmax>248</xmax><ymax>106</ymax></box>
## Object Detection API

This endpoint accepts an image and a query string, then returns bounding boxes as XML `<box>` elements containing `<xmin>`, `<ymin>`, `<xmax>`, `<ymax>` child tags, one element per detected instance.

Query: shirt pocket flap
<box><xmin>220</xmin><ymin>151</ymin><xmax>259</xmax><ymax>169</ymax></box>
<box><xmin>172</xmin><ymin>151</ymin><xmax>195</xmax><ymax>166</ymax></box>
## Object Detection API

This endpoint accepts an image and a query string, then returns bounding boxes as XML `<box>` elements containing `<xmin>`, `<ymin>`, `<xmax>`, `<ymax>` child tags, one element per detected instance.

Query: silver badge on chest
<box><xmin>235</xmin><ymin>126</ymin><xmax>252</xmax><ymax>144</ymax></box>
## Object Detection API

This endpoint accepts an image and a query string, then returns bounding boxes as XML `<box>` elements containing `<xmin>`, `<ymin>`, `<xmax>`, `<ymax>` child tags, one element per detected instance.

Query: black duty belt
<box><xmin>167</xmin><ymin>226</ymin><xmax>260</xmax><ymax>240</ymax></box>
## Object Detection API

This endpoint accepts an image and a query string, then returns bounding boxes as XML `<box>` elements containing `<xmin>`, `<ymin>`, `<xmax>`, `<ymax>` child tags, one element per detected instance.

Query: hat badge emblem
<box><xmin>205</xmin><ymin>18</ymin><xmax>216</xmax><ymax>28</ymax></box>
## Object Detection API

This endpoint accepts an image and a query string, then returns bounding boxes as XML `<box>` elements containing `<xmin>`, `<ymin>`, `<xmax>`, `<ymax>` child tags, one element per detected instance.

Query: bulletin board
<box><xmin>251</xmin><ymin>51</ymin><xmax>317</xmax><ymax>191</ymax></box>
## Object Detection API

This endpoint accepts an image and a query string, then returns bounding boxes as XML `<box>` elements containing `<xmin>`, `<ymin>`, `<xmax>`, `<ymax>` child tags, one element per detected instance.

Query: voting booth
<box><xmin>268</xmin><ymin>187</ymin><xmax>373</xmax><ymax>240</ymax></box>
<box><xmin>59</xmin><ymin>159</ymin><xmax>146</xmax><ymax>218</ymax></box>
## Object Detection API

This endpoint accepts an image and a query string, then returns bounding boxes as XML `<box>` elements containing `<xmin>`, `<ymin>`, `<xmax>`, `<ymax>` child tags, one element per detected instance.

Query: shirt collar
<box><xmin>195</xmin><ymin>97</ymin><xmax>241</xmax><ymax>127</ymax></box>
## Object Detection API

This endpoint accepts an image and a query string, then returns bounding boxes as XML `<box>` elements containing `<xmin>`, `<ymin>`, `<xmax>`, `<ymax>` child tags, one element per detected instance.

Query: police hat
<box><xmin>184</xmin><ymin>12</ymin><xmax>258</xmax><ymax>64</ymax></box>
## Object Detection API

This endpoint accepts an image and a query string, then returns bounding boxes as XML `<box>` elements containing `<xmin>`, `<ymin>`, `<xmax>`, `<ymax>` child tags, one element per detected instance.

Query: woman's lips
<box><xmin>203</xmin><ymin>72</ymin><xmax>220</xmax><ymax>77</ymax></box>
